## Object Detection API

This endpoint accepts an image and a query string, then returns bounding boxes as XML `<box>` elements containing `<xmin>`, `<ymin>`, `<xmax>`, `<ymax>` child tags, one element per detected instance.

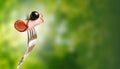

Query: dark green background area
<box><xmin>0</xmin><ymin>0</ymin><xmax>120</xmax><ymax>69</ymax></box>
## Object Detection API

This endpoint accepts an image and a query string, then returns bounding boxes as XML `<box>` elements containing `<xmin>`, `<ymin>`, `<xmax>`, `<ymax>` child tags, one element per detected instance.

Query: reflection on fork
<box><xmin>17</xmin><ymin>28</ymin><xmax>37</xmax><ymax>69</ymax></box>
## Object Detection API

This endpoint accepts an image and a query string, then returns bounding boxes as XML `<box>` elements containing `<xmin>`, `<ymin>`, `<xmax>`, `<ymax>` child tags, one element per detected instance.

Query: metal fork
<box><xmin>17</xmin><ymin>28</ymin><xmax>37</xmax><ymax>69</ymax></box>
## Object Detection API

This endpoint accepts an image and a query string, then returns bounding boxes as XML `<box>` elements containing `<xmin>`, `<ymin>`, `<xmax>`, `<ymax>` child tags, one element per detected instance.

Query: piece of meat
<box><xmin>14</xmin><ymin>14</ymin><xmax>43</xmax><ymax>32</ymax></box>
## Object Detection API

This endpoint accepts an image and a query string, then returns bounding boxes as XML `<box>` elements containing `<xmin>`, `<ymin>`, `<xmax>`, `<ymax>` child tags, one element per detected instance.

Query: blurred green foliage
<box><xmin>0</xmin><ymin>0</ymin><xmax>120</xmax><ymax>69</ymax></box>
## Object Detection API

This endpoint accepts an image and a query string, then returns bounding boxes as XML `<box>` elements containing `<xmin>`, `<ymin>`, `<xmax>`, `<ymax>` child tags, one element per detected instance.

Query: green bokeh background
<box><xmin>0</xmin><ymin>0</ymin><xmax>120</xmax><ymax>69</ymax></box>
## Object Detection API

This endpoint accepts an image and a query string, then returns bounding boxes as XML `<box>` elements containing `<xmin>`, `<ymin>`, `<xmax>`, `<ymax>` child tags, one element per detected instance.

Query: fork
<box><xmin>17</xmin><ymin>28</ymin><xmax>37</xmax><ymax>69</ymax></box>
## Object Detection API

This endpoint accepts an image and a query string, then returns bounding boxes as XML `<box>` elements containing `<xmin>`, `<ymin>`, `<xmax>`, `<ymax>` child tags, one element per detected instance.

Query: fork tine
<box><xmin>27</xmin><ymin>30</ymin><xmax>30</xmax><ymax>43</ymax></box>
<box><xmin>30</xmin><ymin>28</ymin><xmax>33</xmax><ymax>40</ymax></box>
<box><xmin>31</xmin><ymin>28</ymin><xmax>34</xmax><ymax>39</ymax></box>
<box><xmin>32</xmin><ymin>28</ymin><xmax>37</xmax><ymax>39</ymax></box>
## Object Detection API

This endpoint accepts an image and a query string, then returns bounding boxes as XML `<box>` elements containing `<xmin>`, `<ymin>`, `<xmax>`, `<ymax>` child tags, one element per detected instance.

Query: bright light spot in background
<box><xmin>55</xmin><ymin>20</ymin><xmax>67</xmax><ymax>44</ymax></box>
<box><xmin>37</xmin><ymin>13</ymin><xmax>55</xmax><ymax>48</ymax></box>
